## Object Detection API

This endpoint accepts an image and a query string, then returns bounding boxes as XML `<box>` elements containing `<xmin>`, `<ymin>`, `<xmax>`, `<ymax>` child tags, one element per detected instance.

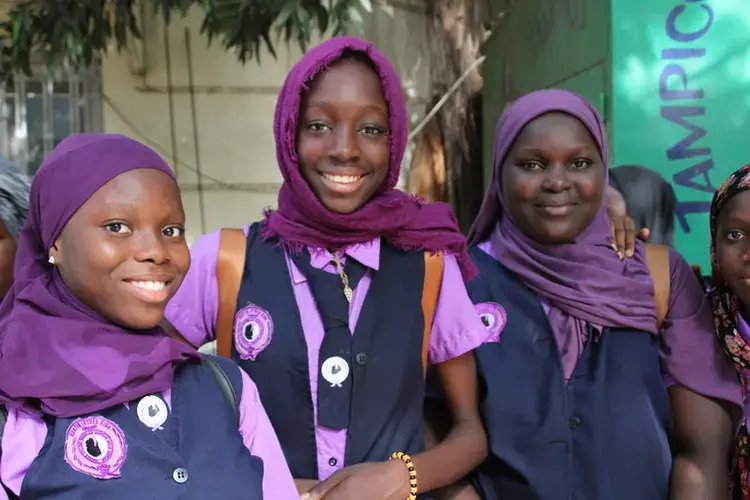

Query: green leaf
<box><xmin>0</xmin><ymin>0</ymin><xmax>365</xmax><ymax>79</ymax></box>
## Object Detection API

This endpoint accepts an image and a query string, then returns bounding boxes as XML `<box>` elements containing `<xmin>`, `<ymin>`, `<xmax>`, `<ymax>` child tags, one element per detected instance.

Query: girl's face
<box><xmin>501</xmin><ymin>112</ymin><xmax>605</xmax><ymax>244</ymax></box>
<box><xmin>49</xmin><ymin>168</ymin><xmax>189</xmax><ymax>330</ymax></box>
<box><xmin>297</xmin><ymin>56</ymin><xmax>390</xmax><ymax>214</ymax></box>
<box><xmin>715</xmin><ymin>190</ymin><xmax>750</xmax><ymax>304</ymax></box>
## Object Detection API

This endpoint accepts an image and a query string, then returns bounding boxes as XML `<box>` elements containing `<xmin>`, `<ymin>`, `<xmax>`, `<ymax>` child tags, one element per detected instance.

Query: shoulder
<box><xmin>663</xmin><ymin>247</ymin><xmax>705</xmax><ymax>312</ymax></box>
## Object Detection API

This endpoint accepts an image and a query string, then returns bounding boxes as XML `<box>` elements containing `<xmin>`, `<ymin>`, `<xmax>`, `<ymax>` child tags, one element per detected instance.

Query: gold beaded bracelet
<box><xmin>390</xmin><ymin>451</ymin><xmax>418</xmax><ymax>499</ymax></box>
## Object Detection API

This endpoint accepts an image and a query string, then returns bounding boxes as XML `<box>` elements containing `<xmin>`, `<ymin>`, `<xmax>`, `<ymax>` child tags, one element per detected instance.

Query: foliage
<box><xmin>0</xmin><ymin>0</ymin><xmax>371</xmax><ymax>79</ymax></box>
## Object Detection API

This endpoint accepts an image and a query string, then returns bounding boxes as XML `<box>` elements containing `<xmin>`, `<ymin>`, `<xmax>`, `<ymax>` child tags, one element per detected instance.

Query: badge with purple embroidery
<box><xmin>64</xmin><ymin>416</ymin><xmax>127</xmax><ymax>480</ymax></box>
<box><xmin>476</xmin><ymin>302</ymin><xmax>507</xmax><ymax>343</ymax></box>
<box><xmin>233</xmin><ymin>304</ymin><xmax>274</xmax><ymax>360</ymax></box>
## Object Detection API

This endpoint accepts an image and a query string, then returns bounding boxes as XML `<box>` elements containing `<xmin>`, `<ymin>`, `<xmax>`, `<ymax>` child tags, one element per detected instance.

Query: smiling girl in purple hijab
<box><xmin>464</xmin><ymin>89</ymin><xmax>740</xmax><ymax>500</ymax></box>
<box><xmin>165</xmin><ymin>37</ymin><xmax>488</xmax><ymax>499</ymax></box>
<box><xmin>0</xmin><ymin>134</ymin><xmax>296</xmax><ymax>499</ymax></box>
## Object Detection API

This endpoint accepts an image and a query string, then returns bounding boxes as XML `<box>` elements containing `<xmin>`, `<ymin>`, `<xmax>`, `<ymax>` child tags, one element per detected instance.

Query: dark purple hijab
<box><xmin>261</xmin><ymin>36</ymin><xmax>475</xmax><ymax>280</ymax></box>
<box><xmin>468</xmin><ymin>89</ymin><xmax>657</xmax><ymax>334</ymax></box>
<box><xmin>0</xmin><ymin>134</ymin><xmax>199</xmax><ymax>418</ymax></box>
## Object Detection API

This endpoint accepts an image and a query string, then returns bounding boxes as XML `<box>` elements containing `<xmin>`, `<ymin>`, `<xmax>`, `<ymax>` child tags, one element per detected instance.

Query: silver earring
<box><xmin>48</xmin><ymin>256</ymin><xmax>56</xmax><ymax>265</ymax></box>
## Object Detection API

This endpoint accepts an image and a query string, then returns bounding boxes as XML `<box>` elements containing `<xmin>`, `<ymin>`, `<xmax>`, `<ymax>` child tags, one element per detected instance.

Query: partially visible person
<box><xmin>708</xmin><ymin>163</ymin><xmax>750</xmax><ymax>499</ymax></box>
<box><xmin>0</xmin><ymin>134</ymin><xmax>296</xmax><ymax>499</ymax></box>
<box><xmin>607</xmin><ymin>171</ymin><xmax>710</xmax><ymax>287</ymax></box>
<box><xmin>0</xmin><ymin>158</ymin><xmax>30</xmax><ymax>299</ymax></box>
<box><xmin>610</xmin><ymin>164</ymin><xmax>677</xmax><ymax>246</ymax></box>
<box><xmin>463</xmin><ymin>89</ymin><xmax>740</xmax><ymax>500</ymax></box>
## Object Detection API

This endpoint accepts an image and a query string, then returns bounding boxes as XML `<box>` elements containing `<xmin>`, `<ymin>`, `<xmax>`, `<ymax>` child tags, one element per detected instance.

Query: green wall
<box><xmin>611</xmin><ymin>0</ymin><xmax>750</xmax><ymax>270</ymax></box>
<box><xmin>482</xmin><ymin>0</ymin><xmax>611</xmax><ymax>186</ymax></box>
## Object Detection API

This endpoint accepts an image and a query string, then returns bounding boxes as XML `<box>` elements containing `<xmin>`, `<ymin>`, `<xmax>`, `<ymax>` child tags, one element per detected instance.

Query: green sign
<box><xmin>611</xmin><ymin>0</ymin><xmax>750</xmax><ymax>270</ymax></box>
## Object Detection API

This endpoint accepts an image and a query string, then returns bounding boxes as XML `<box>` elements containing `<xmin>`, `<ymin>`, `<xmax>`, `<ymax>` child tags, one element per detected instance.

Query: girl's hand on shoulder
<box><xmin>299</xmin><ymin>460</ymin><xmax>410</xmax><ymax>500</ymax></box>
<box><xmin>609</xmin><ymin>215</ymin><xmax>649</xmax><ymax>259</ymax></box>
<box><xmin>606</xmin><ymin>185</ymin><xmax>649</xmax><ymax>259</ymax></box>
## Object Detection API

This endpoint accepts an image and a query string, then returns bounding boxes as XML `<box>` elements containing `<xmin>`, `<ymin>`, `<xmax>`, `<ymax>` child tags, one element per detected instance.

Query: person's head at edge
<box><xmin>0</xmin><ymin>158</ymin><xmax>30</xmax><ymax>300</ymax></box>
<box><xmin>0</xmin><ymin>133</ymin><xmax>198</xmax><ymax>417</ymax></box>
<box><xmin>262</xmin><ymin>36</ymin><xmax>476</xmax><ymax>280</ymax></box>
<box><xmin>710</xmin><ymin>164</ymin><xmax>750</xmax><ymax>339</ymax></box>
<box><xmin>610</xmin><ymin>165</ymin><xmax>676</xmax><ymax>245</ymax></box>
<box><xmin>708</xmin><ymin>164</ymin><xmax>750</xmax><ymax>490</ymax></box>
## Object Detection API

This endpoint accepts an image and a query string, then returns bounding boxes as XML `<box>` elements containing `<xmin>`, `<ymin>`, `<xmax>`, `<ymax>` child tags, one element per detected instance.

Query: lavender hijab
<box><xmin>0</xmin><ymin>134</ymin><xmax>199</xmax><ymax>418</ymax></box>
<box><xmin>261</xmin><ymin>36</ymin><xmax>475</xmax><ymax>280</ymax></box>
<box><xmin>468</xmin><ymin>90</ymin><xmax>658</xmax><ymax>339</ymax></box>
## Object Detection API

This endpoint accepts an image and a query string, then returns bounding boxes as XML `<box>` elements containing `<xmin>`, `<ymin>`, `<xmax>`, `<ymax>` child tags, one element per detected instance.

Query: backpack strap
<box><xmin>202</xmin><ymin>356</ymin><xmax>240</xmax><ymax>424</ymax></box>
<box><xmin>644</xmin><ymin>244</ymin><xmax>671</xmax><ymax>330</ymax></box>
<box><xmin>422</xmin><ymin>252</ymin><xmax>444</xmax><ymax>376</ymax></box>
<box><xmin>0</xmin><ymin>404</ymin><xmax>6</xmax><ymax>445</ymax></box>
<box><xmin>213</xmin><ymin>230</ymin><xmax>445</xmax><ymax>375</ymax></box>
<box><xmin>216</xmin><ymin>228</ymin><xmax>247</xmax><ymax>359</ymax></box>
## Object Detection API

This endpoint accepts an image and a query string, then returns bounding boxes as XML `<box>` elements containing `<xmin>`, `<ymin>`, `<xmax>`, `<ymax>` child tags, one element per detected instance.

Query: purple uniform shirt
<box><xmin>477</xmin><ymin>240</ymin><xmax>741</xmax><ymax>407</ymax></box>
<box><xmin>0</xmin><ymin>369</ymin><xmax>297</xmax><ymax>499</ymax></box>
<box><xmin>165</xmin><ymin>226</ymin><xmax>488</xmax><ymax>481</ymax></box>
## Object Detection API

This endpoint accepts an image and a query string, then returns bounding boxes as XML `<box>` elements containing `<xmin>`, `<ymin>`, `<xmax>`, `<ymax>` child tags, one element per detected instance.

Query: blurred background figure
<box><xmin>609</xmin><ymin>165</ymin><xmax>677</xmax><ymax>247</ymax></box>
<box><xmin>0</xmin><ymin>157</ymin><xmax>31</xmax><ymax>300</ymax></box>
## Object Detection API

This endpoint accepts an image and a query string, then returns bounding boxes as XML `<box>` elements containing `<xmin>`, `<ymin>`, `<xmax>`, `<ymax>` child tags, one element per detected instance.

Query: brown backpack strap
<box><xmin>644</xmin><ymin>244</ymin><xmax>671</xmax><ymax>330</ymax></box>
<box><xmin>215</xmin><ymin>228</ymin><xmax>247</xmax><ymax>358</ymax></box>
<box><xmin>421</xmin><ymin>252</ymin><xmax>445</xmax><ymax>376</ymax></box>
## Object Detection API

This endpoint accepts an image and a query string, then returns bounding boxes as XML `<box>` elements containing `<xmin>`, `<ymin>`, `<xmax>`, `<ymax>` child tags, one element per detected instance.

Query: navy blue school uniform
<box><xmin>0</xmin><ymin>356</ymin><xmax>297</xmax><ymax>499</ymax></box>
<box><xmin>467</xmin><ymin>246</ymin><xmax>673</xmax><ymax>500</ymax></box>
<box><xmin>231</xmin><ymin>224</ymin><xmax>429</xmax><ymax>481</ymax></box>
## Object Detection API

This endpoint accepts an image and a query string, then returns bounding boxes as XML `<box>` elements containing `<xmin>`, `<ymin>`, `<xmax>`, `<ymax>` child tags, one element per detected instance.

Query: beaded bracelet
<box><xmin>390</xmin><ymin>451</ymin><xmax>418</xmax><ymax>499</ymax></box>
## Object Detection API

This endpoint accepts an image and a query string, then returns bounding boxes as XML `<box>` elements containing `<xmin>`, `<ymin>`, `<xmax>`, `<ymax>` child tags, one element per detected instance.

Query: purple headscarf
<box><xmin>261</xmin><ymin>36</ymin><xmax>476</xmax><ymax>280</ymax></box>
<box><xmin>468</xmin><ymin>89</ymin><xmax>658</xmax><ymax>334</ymax></box>
<box><xmin>0</xmin><ymin>134</ymin><xmax>199</xmax><ymax>418</ymax></box>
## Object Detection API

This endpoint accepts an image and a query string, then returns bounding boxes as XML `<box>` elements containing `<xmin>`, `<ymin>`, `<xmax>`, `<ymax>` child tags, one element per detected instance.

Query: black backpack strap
<box><xmin>202</xmin><ymin>356</ymin><xmax>240</xmax><ymax>424</ymax></box>
<box><xmin>0</xmin><ymin>405</ymin><xmax>6</xmax><ymax>443</ymax></box>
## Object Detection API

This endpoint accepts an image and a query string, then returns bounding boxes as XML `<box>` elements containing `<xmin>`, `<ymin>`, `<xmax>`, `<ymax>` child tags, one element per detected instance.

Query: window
<box><xmin>0</xmin><ymin>67</ymin><xmax>102</xmax><ymax>175</ymax></box>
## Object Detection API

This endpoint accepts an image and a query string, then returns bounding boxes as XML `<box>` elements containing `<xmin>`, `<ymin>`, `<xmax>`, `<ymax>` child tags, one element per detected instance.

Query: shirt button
<box><xmin>173</xmin><ymin>467</ymin><xmax>189</xmax><ymax>484</ymax></box>
<box><xmin>328</xmin><ymin>457</ymin><xmax>338</xmax><ymax>467</ymax></box>
<box><xmin>569</xmin><ymin>416</ymin><xmax>582</xmax><ymax>429</ymax></box>
<box><xmin>355</xmin><ymin>353</ymin><xmax>367</xmax><ymax>365</ymax></box>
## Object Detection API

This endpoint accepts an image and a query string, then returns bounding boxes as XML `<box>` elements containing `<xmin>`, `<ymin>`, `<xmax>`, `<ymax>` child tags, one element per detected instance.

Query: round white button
<box><xmin>173</xmin><ymin>467</ymin><xmax>189</xmax><ymax>484</ymax></box>
<box><xmin>137</xmin><ymin>395</ymin><xmax>168</xmax><ymax>431</ymax></box>
<box><xmin>321</xmin><ymin>356</ymin><xmax>350</xmax><ymax>387</ymax></box>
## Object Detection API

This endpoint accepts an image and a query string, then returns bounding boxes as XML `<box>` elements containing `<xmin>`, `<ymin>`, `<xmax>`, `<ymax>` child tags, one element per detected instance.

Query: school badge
<box><xmin>234</xmin><ymin>304</ymin><xmax>274</xmax><ymax>360</ymax></box>
<box><xmin>64</xmin><ymin>416</ymin><xmax>127</xmax><ymax>480</ymax></box>
<box><xmin>476</xmin><ymin>302</ymin><xmax>507</xmax><ymax>343</ymax></box>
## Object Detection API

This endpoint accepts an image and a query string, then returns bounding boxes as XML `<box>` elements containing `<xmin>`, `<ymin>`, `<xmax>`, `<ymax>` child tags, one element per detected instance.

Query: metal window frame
<box><xmin>0</xmin><ymin>65</ymin><xmax>103</xmax><ymax>175</ymax></box>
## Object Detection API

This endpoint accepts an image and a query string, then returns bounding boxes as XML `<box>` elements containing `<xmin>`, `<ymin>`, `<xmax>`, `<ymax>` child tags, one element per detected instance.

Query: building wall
<box><xmin>101</xmin><ymin>1</ymin><xmax>431</xmax><ymax>244</ymax></box>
